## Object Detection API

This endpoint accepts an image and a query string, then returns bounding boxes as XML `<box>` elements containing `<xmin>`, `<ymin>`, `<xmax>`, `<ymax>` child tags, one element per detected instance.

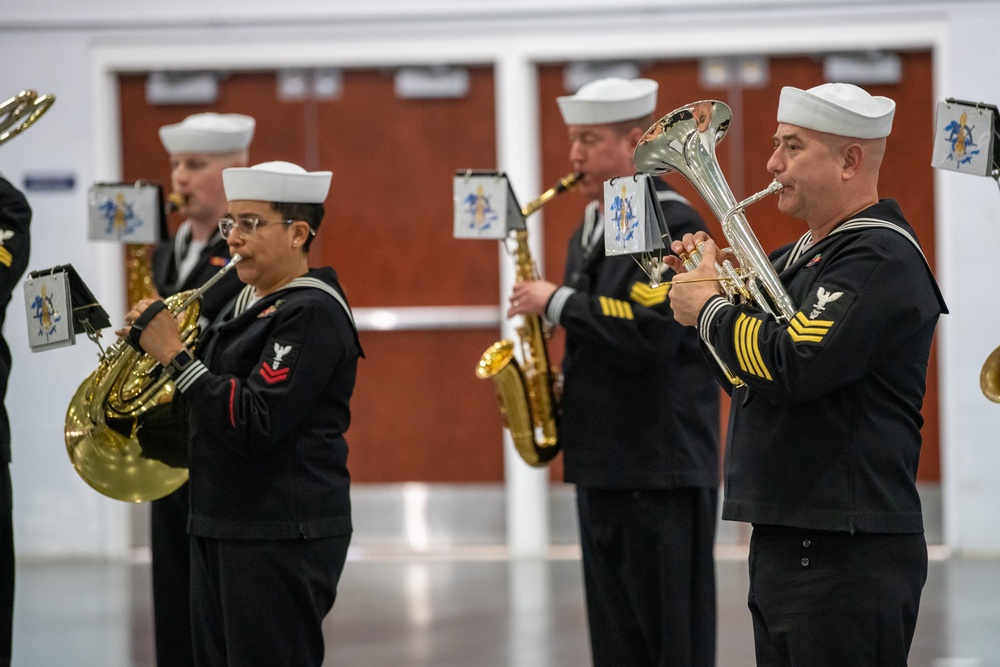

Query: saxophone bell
<box><xmin>478</xmin><ymin>172</ymin><xmax>580</xmax><ymax>467</ymax></box>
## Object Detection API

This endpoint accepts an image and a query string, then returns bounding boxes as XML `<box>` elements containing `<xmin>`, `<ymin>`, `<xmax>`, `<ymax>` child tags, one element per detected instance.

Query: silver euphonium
<box><xmin>633</xmin><ymin>100</ymin><xmax>797</xmax><ymax>385</ymax></box>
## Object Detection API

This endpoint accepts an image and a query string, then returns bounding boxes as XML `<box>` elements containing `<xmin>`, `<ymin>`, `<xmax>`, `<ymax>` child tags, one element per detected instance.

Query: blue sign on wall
<box><xmin>23</xmin><ymin>173</ymin><xmax>76</xmax><ymax>193</ymax></box>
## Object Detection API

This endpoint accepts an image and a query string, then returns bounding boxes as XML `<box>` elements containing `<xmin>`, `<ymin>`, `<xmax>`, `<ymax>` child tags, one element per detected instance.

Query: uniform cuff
<box><xmin>698</xmin><ymin>295</ymin><xmax>733</xmax><ymax>347</ymax></box>
<box><xmin>546</xmin><ymin>286</ymin><xmax>576</xmax><ymax>325</ymax></box>
<box><xmin>173</xmin><ymin>359</ymin><xmax>209</xmax><ymax>393</ymax></box>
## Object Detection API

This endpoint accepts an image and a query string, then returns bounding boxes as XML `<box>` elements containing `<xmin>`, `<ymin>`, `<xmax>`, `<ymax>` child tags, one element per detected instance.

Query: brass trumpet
<box><xmin>0</xmin><ymin>90</ymin><xmax>55</xmax><ymax>147</ymax></box>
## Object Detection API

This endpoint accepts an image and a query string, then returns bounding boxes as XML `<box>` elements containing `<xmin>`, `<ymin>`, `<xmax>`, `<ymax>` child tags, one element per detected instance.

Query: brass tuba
<box><xmin>0</xmin><ymin>90</ymin><xmax>55</xmax><ymax>147</ymax></box>
<box><xmin>64</xmin><ymin>255</ymin><xmax>241</xmax><ymax>502</ymax></box>
<box><xmin>476</xmin><ymin>173</ymin><xmax>579</xmax><ymax>467</ymax></box>
<box><xmin>633</xmin><ymin>100</ymin><xmax>796</xmax><ymax>385</ymax></box>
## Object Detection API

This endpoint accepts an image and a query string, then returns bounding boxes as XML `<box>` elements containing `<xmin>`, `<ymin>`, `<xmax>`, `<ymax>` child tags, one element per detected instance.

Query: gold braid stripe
<box><xmin>630</xmin><ymin>281</ymin><xmax>670</xmax><ymax>307</ymax></box>
<box><xmin>734</xmin><ymin>313</ymin><xmax>773</xmax><ymax>381</ymax></box>
<box><xmin>599</xmin><ymin>296</ymin><xmax>634</xmax><ymax>320</ymax></box>
<box><xmin>788</xmin><ymin>312</ymin><xmax>834</xmax><ymax>343</ymax></box>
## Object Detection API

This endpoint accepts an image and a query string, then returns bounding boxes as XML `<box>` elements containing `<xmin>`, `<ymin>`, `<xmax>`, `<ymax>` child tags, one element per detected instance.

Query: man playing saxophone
<box><xmin>507</xmin><ymin>77</ymin><xmax>720</xmax><ymax>667</ymax></box>
<box><xmin>150</xmin><ymin>112</ymin><xmax>252</xmax><ymax>666</ymax></box>
<box><xmin>665</xmin><ymin>83</ymin><xmax>948</xmax><ymax>665</ymax></box>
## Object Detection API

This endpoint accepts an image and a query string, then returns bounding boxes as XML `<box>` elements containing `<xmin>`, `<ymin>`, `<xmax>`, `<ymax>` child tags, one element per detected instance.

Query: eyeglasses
<box><xmin>218</xmin><ymin>215</ymin><xmax>299</xmax><ymax>239</ymax></box>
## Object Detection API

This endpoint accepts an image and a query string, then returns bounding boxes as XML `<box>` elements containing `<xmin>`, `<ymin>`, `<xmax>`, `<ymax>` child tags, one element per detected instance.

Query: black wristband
<box><xmin>126</xmin><ymin>299</ymin><xmax>168</xmax><ymax>353</ymax></box>
<box><xmin>166</xmin><ymin>348</ymin><xmax>195</xmax><ymax>380</ymax></box>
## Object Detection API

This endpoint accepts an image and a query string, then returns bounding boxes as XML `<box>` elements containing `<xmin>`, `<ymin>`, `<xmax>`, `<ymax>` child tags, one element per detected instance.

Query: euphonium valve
<box><xmin>64</xmin><ymin>255</ymin><xmax>241</xmax><ymax>502</ymax></box>
<box><xmin>477</xmin><ymin>172</ymin><xmax>579</xmax><ymax>467</ymax></box>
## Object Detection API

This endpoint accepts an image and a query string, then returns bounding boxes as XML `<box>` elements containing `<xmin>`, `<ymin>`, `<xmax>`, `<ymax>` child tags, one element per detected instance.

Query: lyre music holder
<box><xmin>23</xmin><ymin>264</ymin><xmax>110</xmax><ymax>353</ymax></box>
<box><xmin>452</xmin><ymin>169</ymin><xmax>525</xmax><ymax>240</ymax></box>
<box><xmin>604</xmin><ymin>174</ymin><xmax>672</xmax><ymax>287</ymax></box>
<box><xmin>932</xmin><ymin>98</ymin><xmax>1000</xmax><ymax>192</ymax></box>
<box><xmin>87</xmin><ymin>181</ymin><xmax>169</xmax><ymax>244</ymax></box>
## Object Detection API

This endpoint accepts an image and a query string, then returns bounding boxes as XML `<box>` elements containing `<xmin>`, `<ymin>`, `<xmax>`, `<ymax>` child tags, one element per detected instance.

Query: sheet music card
<box><xmin>453</xmin><ymin>170</ymin><xmax>523</xmax><ymax>240</ymax></box>
<box><xmin>603</xmin><ymin>175</ymin><xmax>668</xmax><ymax>256</ymax></box>
<box><xmin>23</xmin><ymin>269</ymin><xmax>73</xmax><ymax>351</ymax></box>
<box><xmin>931</xmin><ymin>100</ymin><xmax>997</xmax><ymax>178</ymax></box>
<box><xmin>88</xmin><ymin>182</ymin><xmax>166</xmax><ymax>244</ymax></box>
<box><xmin>22</xmin><ymin>264</ymin><xmax>110</xmax><ymax>352</ymax></box>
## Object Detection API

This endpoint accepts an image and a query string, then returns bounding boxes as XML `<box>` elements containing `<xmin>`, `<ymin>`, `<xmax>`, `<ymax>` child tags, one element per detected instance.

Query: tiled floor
<box><xmin>9</xmin><ymin>546</ymin><xmax>1000</xmax><ymax>666</ymax></box>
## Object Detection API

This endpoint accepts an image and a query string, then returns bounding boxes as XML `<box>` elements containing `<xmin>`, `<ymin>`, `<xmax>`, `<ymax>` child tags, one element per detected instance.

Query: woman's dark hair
<box><xmin>271</xmin><ymin>202</ymin><xmax>324</xmax><ymax>251</ymax></box>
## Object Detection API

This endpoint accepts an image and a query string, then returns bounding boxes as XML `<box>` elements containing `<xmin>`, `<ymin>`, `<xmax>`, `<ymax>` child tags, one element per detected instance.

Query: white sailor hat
<box><xmin>223</xmin><ymin>161</ymin><xmax>331</xmax><ymax>204</ymax></box>
<box><xmin>776</xmin><ymin>83</ymin><xmax>895</xmax><ymax>139</ymax></box>
<box><xmin>557</xmin><ymin>77</ymin><xmax>658</xmax><ymax>125</ymax></box>
<box><xmin>159</xmin><ymin>112</ymin><xmax>256</xmax><ymax>154</ymax></box>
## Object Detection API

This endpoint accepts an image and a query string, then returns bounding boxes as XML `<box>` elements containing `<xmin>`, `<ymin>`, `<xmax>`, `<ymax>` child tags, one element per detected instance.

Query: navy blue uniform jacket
<box><xmin>549</xmin><ymin>181</ymin><xmax>720</xmax><ymax>490</ymax></box>
<box><xmin>698</xmin><ymin>200</ymin><xmax>947</xmax><ymax>533</ymax></box>
<box><xmin>174</xmin><ymin>268</ymin><xmax>362</xmax><ymax>540</ymax></box>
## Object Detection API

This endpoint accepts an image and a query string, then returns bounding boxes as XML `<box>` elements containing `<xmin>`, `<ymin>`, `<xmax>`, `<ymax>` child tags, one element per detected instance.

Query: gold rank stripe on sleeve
<box><xmin>787</xmin><ymin>311</ymin><xmax>835</xmax><ymax>343</ymax></box>
<box><xmin>629</xmin><ymin>281</ymin><xmax>670</xmax><ymax>307</ymax></box>
<box><xmin>0</xmin><ymin>246</ymin><xmax>11</xmax><ymax>268</ymax></box>
<box><xmin>733</xmin><ymin>313</ymin><xmax>773</xmax><ymax>381</ymax></box>
<box><xmin>599</xmin><ymin>296</ymin><xmax>634</xmax><ymax>320</ymax></box>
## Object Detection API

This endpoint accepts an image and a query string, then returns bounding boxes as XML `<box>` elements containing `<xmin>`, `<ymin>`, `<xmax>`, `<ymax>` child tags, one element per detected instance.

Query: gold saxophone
<box><xmin>476</xmin><ymin>173</ymin><xmax>579</xmax><ymax>467</ymax></box>
<box><xmin>124</xmin><ymin>190</ymin><xmax>186</xmax><ymax>307</ymax></box>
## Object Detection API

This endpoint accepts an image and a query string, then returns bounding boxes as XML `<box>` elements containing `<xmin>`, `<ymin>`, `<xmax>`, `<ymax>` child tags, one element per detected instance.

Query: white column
<box><xmin>494</xmin><ymin>52</ymin><xmax>551</xmax><ymax>558</ymax></box>
<box><xmin>936</xmin><ymin>13</ymin><xmax>1000</xmax><ymax>555</ymax></box>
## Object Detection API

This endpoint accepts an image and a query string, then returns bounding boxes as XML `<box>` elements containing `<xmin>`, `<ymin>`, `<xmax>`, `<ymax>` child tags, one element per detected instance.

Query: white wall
<box><xmin>1</xmin><ymin>0</ymin><xmax>999</xmax><ymax>557</ymax></box>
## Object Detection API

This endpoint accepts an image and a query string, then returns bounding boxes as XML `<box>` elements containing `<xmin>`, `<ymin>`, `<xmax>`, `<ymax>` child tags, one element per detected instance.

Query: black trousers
<box><xmin>0</xmin><ymin>465</ymin><xmax>12</xmax><ymax>667</ymax></box>
<box><xmin>151</xmin><ymin>482</ymin><xmax>193</xmax><ymax>667</ymax></box>
<box><xmin>748</xmin><ymin>525</ymin><xmax>927</xmax><ymax>667</ymax></box>
<box><xmin>190</xmin><ymin>533</ymin><xmax>351</xmax><ymax>667</ymax></box>
<box><xmin>576</xmin><ymin>486</ymin><xmax>718</xmax><ymax>667</ymax></box>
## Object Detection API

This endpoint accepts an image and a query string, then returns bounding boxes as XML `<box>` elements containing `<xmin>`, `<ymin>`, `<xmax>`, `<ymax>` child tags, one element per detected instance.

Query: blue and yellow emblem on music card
<box><xmin>23</xmin><ymin>270</ymin><xmax>74</xmax><ymax>351</ymax></box>
<box><xmin>931</xmin><ymin>100</ymin><xmax>995</xmax><ymax>177</ymax></box>
<box><xmin>453</xmin><ymin>171</ymin><xmax>513</xmax><ymax>240</ymax></box>
<box><xmin>604</xmin><ymin>176</ymin><xmax>651</xmax><ymax>256</ymax></box>
<box><xmin>88</xmin><ymin>183</ymin><xmax>163</xmax><ymax>244</ymax></box>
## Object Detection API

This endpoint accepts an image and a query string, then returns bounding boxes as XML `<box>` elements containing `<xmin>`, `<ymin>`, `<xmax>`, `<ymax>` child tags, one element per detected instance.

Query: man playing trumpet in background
<box><xmin>665</xmin><ymin>83</ymin><xmax>948</xmax><ymax>665</ymax></box>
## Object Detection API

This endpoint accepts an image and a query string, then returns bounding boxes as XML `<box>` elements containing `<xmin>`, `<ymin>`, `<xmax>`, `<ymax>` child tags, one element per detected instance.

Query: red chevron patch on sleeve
<box><xmin>259</xmin><ymin>365</ymin><xmax>291</xmax><ymax>385</ymax></box>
